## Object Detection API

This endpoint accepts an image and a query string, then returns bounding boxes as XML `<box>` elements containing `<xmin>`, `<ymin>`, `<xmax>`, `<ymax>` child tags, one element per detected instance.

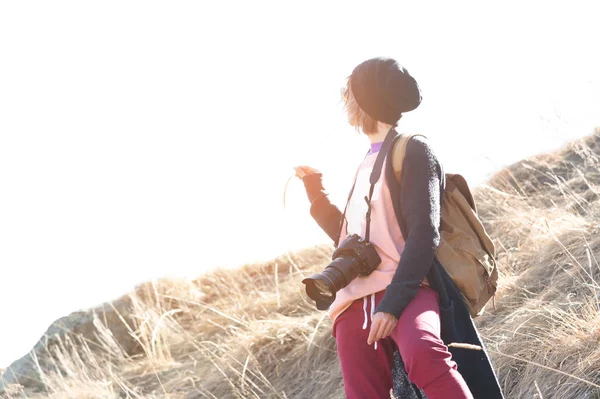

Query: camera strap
<box><xmin>338</xmin><ymin>127</ymin><xmax>399</xmax><ymax>245</ymax></box>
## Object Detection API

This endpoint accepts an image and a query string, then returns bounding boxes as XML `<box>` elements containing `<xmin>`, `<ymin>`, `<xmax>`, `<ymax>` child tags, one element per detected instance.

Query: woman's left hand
<box><xmin>367</xmin><ymin>312</ymin><xmax>398</xmax><ymax>345</ymax></box>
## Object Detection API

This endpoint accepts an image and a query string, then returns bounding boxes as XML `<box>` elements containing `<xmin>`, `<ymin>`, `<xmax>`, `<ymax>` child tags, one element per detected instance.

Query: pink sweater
<box><xmin>327</xmin><ymin>150</ymin><xmax>406</xmax><ymax>322</ymax></box>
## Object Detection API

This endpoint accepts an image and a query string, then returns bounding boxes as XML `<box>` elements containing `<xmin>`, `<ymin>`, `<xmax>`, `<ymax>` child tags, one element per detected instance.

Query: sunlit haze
<box><xmin>1</xmin><ymin>1</ymin><xmax>599</xmax><ymax>368</ymax></box>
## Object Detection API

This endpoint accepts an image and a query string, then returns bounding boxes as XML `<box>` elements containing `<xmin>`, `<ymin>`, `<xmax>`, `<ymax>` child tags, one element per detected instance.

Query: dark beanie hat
<box><xmin>350</xmin><ymin>57</ymin><xmax>422</xmax><ymax>125</ymax></box>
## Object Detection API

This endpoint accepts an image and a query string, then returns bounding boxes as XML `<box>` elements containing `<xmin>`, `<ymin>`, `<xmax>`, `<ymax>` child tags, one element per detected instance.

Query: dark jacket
<box><xmin>303</xmin><ymin>135</ymin><xmax>504</xmax><ymax>399</ymax></box>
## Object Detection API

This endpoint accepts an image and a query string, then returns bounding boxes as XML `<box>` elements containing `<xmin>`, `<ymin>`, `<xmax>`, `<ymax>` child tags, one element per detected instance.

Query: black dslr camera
<box><xmin>302</xmin><ymin>233</ymin><xmax>381</xmax><ymax>310</ymax></box>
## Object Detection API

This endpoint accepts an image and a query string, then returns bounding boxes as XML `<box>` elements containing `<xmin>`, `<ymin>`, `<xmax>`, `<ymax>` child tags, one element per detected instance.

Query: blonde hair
<box><xmin>340</xmin><ymin>77</ymin><xmax>380</xmax><ymax>135</ymax></box>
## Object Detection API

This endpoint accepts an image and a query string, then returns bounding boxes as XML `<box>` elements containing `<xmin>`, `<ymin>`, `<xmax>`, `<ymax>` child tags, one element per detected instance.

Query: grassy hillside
<box><xmin>2</xmin><ymin>130</ymin><xmax>600</xmax><ymax>398</ymax></box>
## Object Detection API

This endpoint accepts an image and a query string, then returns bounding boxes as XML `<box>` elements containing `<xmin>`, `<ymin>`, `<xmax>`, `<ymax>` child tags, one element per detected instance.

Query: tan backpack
<box><xmin>392</xmin><ymin>134</ymin><xmax>498</xmax><ymax>318</ymax></box>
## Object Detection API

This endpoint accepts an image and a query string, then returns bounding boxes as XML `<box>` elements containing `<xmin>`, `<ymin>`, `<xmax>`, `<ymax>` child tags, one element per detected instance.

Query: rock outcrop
<box><xmin>0</xmin><ymin>295</ymin><xmax>142</xmax><ymax>394</ymax></box>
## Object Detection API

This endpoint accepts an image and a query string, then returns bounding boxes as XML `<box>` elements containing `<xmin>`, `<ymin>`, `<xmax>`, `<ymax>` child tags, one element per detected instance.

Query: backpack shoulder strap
<box><xmin>446</xmin><ymin>173</ymin><xmax>477</xmax><ymax>211</ymax></box>
<box><xmin>391</xmin><ymin>133</ymin><xmax>426</xmax><ymax>185</ymax></box>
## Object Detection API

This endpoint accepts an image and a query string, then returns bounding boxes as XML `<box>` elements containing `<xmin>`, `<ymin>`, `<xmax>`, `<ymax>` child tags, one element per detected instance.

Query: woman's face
<box><xmin>342</xmin><ymin>84</ymin><xmax>360</xmax><ymax>128</ymax></box>
<box><xmin>347</xmin><ymin>108</ymin><xmax>356</xmax><ymax>126</ymax></box>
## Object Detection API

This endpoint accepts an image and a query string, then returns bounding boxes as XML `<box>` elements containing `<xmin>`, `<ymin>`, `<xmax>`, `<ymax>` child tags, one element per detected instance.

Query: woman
<box><xmin>295</xmin><ymin>57</ymin><xmax>503</xmax><ymax>399</ymax></box>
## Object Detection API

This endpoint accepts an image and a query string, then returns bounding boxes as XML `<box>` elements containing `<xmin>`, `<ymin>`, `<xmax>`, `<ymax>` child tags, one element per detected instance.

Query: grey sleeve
<box><xmin>375</xmin><ymin>137</ymin><xmax>443</xmax><ymax>318</ymax></box>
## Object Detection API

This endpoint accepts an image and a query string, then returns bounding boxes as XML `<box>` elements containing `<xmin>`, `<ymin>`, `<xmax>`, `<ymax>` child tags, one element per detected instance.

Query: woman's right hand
<box><xmin>294</xmin><ymin>166</ymin><xmax>325</xmax><ymax>205</ymax></box>
<box><xmin>294</xmin><ymin>165</ymin><xmax>320</xmax><ymax>179</ymax></box>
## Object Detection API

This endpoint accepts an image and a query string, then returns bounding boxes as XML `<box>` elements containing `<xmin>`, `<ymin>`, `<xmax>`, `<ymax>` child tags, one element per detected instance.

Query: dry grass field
<box><xmin>2</xmin><ymin>130</ymin><xmax>600</xmax><ymax>399</ymax></box>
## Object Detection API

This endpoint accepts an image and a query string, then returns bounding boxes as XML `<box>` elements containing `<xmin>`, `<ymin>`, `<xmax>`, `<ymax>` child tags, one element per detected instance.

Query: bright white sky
<box><xmin>1</xmin><ymin>1</ymin><xmax>599</xmax><ymax>368</ymax></box>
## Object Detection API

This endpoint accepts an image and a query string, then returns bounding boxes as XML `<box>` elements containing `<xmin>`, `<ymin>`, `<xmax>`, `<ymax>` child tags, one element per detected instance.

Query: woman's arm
<box><xmin>375</xmin><ymin>136</ymin><xmax>443</xmax><ymax>319</ymax></box>
<box><xmin>301</xmin><ymin>173</ymin><xmax>343</xmax><ymax>244</ymax></box>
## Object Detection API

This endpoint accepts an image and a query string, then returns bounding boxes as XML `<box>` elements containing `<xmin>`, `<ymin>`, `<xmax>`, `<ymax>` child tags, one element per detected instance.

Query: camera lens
<box><xmin>302</xmin><ymin>234</ymin><xmax>381</xmax><ymax>311</ymax></box>
<box><xmin>302</xmin><ymin>256</ymin><xmax>357</xmax><ymax>310</ymax></box>
<box><xmin>302</xmin><ymin>274</ymin><xmax>337</xmax><ymax>310</ymax></box>
<box><xmin>314</xmin><ymin>280</ymin><xmax>333</xmax><ymax>298</ymax></box>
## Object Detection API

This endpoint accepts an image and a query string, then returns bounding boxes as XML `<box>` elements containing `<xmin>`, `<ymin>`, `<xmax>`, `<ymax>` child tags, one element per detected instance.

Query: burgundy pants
<box><xmin>332</xmin><ymin>286</ymin><xmax>473</xmax><ymax>399</ymax></box>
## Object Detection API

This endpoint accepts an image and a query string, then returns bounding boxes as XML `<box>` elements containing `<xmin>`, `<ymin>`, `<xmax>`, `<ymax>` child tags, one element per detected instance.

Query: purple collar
<box><xmin>369</xmin><ymin>141</ymin><xmax>383</xmax><ymax>154</ymax></box>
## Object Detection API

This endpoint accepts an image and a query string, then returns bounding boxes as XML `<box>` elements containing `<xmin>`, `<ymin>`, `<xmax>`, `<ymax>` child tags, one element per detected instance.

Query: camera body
<box><xmin>302</xmin><ymin>233</ymin><xmax>382</xmax><ymax>310</ymax></box>
<box><xmin>332</xmin><ymin>233</ymin><xmax>382</xmax><ymax>277</ymax></box>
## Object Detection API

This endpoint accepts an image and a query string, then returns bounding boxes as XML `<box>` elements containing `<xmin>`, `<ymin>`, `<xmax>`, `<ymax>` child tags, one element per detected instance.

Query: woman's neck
<box><xmin>366</xmin><ymin>122</ymin><xmax>394</xmax><ymax>144</ymax></box>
